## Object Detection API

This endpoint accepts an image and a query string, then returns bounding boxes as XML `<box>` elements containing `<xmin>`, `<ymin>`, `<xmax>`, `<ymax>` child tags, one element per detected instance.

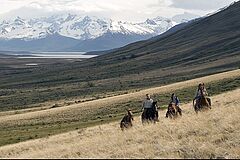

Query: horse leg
<box><xmin>120</xmin><ymin>122</ymin><xmax>125</xmax><ymax>131</ymax></box>
<box><xmin>207</xmin><ymin>98</ymin><xmax>212</xmax><ymax>109</ymax></box>
<box><xmin>142</xmin><ymin>110</ymin><xmax>147</xmax><ymax>124</ymax></box>
<box><xmin>155</xmin><ymin>111</ymin><xmax>159</xmax><ymax>122</ymax></box>
<box><xmin>129</xmin><ymin>121</ymin><xmax>133</xmax><ymax>127</ymax></box>
<box><xmin>194</xmin><ymin>104</ymin><xmax>199</xmax><ymax>114</ymax></box>
<box><xmin>170</xmin><ymin>112</ymin><xmax>173</xmax><ymax>119</ymax></box>
<box><xmin>141</xmin><ymin>114</ymin><xmax>145</xmax><ymax>124</ymax></box>
<box><xmin>166</xmin><ymin>111</ymin><xmax>169</xmax><ymax>118</ymax></box>
<box><xmin>176</xmin><ymin>106</ymin><xmax>182</xmax><ymax>116</ymax></box>
<box><xmin>178</xmin><ymin>107</ymin><xmax>182</xmax><ymax>116</ymax></box>
<box><xmin>151</xmin><ymin>110</ymin><xmax>155</xmax><ymax>122</ymax></box>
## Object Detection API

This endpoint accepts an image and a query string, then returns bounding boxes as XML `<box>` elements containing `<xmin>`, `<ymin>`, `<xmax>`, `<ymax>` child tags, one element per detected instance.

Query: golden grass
<box><xmin>0</xmin><ymin>88</ymin><xmax>239</xmax><ymax>159</ymax></box>
<box><xmin>0</xmin><ymin>69</ymin><xmax>239</xmax><ymax>128</ymax></box>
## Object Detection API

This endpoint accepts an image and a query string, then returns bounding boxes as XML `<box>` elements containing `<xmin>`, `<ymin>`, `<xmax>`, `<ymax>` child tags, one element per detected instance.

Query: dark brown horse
<box><xmin>193</xmin><ymin>96</ymin><xmax>211</xmax><ymax>113</ymax></box>
<box><xmin>141</xmin><ymin>101</ymin><xmax>159</xmax><ymax>124</ymax></box>
<box><xmin>120</xmin><ymin>109</ymin><xmax>134</xmax><ymax>130</ymax></box>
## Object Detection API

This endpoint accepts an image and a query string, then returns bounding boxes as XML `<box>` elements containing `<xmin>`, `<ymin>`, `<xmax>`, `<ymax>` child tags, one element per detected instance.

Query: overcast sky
<box><xmin>0</xmin><ymin>0</ymin><xmax>237</xmax><ymax>22</ymax></box>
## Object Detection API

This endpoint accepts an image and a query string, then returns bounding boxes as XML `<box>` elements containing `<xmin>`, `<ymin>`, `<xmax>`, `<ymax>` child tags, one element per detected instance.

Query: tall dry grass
<box><xmin>0</xmin><ymin>69</ymin><xmax>239</xmax><ymax>126</ymax></box>
<box><xmin>0</xmin><ymin>89</ymin><xmax>239</xmax><ymax>159</ymax></box>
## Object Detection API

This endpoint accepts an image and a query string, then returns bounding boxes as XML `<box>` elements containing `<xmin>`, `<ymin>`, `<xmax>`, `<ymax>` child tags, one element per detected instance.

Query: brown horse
<box><xmin>165</xmin><ymin>102</ymin><xmax>182</xmax><ymax>119</ymax></box>
<box><xmin>193</xmin><ymin>96</ymin><xmax>211</xmax><ymax>113</ymax></box>
<box><xmin>120</xmin><ymin>109</ymin><xmax>134</xmax><ymax>131</ymax></box>
<box><xmin>166</xmin><ymin>103</ymin><xmax>177</xmax><ymax>119</ymax></box>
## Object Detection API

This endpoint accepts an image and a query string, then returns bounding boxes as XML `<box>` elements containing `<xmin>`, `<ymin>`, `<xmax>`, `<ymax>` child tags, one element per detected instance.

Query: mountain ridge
<box><xmin>0</xmin><ymin>15</ymin><xmax>177</xmax><ymax>41</ymax></box>
<box><xmin>0</xmin><ymin>13</ymin><xmax>198</xmax><ymax>52</ymax></box>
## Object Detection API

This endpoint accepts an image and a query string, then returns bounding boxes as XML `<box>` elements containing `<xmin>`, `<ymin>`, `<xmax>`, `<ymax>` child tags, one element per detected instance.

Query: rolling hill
<box><xmin>0</xmin><ymin>81</ymin><xmax>239</xmax><ymax>158</ymax></box>
<box><xmin>0</xmin><ymin>69</ymin><xmax>239</xmax><ymax>148</ymax></box>
<box><xmin>1</xmin><ymin>1</ymin><xmax>240</xmax><ymax>159</ymax></box>
<box><xmin>0</xmin><ymin>1</ymin><xmax>240</xmax><ymax>111</ymax></box>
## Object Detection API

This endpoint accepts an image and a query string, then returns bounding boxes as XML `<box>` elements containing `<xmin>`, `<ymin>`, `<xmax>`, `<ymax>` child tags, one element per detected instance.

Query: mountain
<box><xmin>38</xmin><ymin>1</ymin><xmax>240</xmax><ymax>89</ymax></box>
<box><xmin>172</xmin><ymin>12</ymin><xmax>200</xmax><ymax>23</ymax></box>
<box><xmin>66</xmin><ymin>32</ymin><xmax>153</xmax><ymax>52</ymax></box>
<box><xmin>0</xmin><ymin>15</ymin><xmax>175</xmax><ymax>52</ymax></box>
<box><xmin>85</xmin><ymin>18</ymin><xmax>201</xmax><ymax>55</ymax></box>
<box><xmin>0</xmin><ymin>33</ymin><xmax>79</xmax><ymax>51</ymax></box>
<box><xmin>89</xmin><ymin>1</ymin><xmax>240</xmax><ymax>68</ymax></box>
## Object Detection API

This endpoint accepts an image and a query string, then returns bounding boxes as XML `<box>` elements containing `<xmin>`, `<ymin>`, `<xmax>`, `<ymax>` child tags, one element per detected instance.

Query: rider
<box><xmin>194</xmin><ymin>83</ymin><xmax>211</xmax><ymax>107</ymax></box>
<box><xmin>202</xmin><ymin>83</ymin><xmax>211</xmax><ymax>106</ymax></box>
<box><xmin>142</xmin><ymin>94</ymin><xmax>153</xmax><ymax>118</ymax></box>
<box><xmin>195</xmin><ymin>83</ymin><xmax>202</xmax><ymax>100</ymax></box>
<box><xmin>171</xmin><ymin>93</ymin><xmax>180</xmax><ymax>106</ymax></box>
<box><xmin>170</xmin><ymin>93</ymin><xmax>182</xmax><ymax>116</ymax></box>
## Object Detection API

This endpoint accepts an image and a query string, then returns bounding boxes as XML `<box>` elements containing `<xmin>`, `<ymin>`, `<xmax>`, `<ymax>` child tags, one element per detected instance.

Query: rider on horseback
<box><xmin>142</xmin><ymin>94</ymin><xmax>153</xmax><ymax>118</ymax></box>
<box><xmin>170</xmin><ymin>93</ymin><xmax>182</xmax><ymax>116</ymax></box>
<box><xmin>202</xmin><ymin>83</ymin><xmax>211</xmax><ymax>106</ymax></box>
<box><xmin>194</xmin><ymin>83</ymin><xmax>211</xmax><ymax>108</ymax></box>
<box><xmin>120</xmin><ymin>109</ymin><xmax>134</xmax><ymax>130</ymax></box>
<box><xmin>142</xmin><ymin>94</ymin><xmax>159</xmax><ymax>123</ymax></box>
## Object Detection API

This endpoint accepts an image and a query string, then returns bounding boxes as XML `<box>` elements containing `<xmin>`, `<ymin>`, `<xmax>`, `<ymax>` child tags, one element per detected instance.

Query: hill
<box><xmin>0</xmin><ymin>1</ymin><xmax>240</xmax><ymax>111</ymax></box>
<box><xmin>85</xmin><ymin>1</ymin><xmax>240</xmax><ymax>73</ymax></box>
<box><xmin>0</xmin><ymin>88</ymin><xmax>239</xmax><ymax>158</ymax></box>
<box><xmin>0</xmin><ymin>69</ymin><xmax>239</xmax><ymax>147</ymax></box>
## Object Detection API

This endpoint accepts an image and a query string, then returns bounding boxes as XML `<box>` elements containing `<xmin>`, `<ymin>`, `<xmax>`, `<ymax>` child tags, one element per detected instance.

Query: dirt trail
<box><xmin>0</xmin><ymin>88</ymin><xmax>239</xmax><ymax>158</ymax></box>
<box><xmin>0</xmin><ymin>69</ymin><xmax>239</xmax><ymax>126</ymax></box>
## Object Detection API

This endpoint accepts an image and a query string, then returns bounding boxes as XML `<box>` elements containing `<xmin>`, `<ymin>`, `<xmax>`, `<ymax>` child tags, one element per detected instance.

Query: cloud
<box><xmin>170</xmin><ymin>0</ymin><xmax>236</xmax><ymax>11</ymax></box>
<box><xmin>0</xmin><ymin>0</ymin><xmax>184</xmax><ymax>21</ymax></box>
<box><xmin>0</xmin><ymin>0</ymin><xmax>237</xmax><ymax>22</ymax></box>
<box><xmin>147</xmin><ymin>0</ymin><xmax>172</xmax><ymax>8</ymax></box>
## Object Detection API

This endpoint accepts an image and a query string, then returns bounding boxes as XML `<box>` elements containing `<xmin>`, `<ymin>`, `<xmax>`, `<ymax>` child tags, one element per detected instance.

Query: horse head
<box><xmin>127</xmin><ymin>109</ymin><xmax>133</xmax><ymax>120</ymax></box>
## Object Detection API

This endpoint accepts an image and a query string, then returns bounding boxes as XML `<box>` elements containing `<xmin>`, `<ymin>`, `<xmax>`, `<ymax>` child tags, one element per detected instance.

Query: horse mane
<box><xmin>200</xmin><ymin>88</ymin><xmax>205</xmax><ymax>97</ymax></box>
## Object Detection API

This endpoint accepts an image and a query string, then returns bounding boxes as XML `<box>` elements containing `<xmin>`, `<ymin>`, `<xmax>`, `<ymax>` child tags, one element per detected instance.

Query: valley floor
<box><xmin>0</xmin><ymin>88</ymin><xmax>239</xmax><ymax>158</ymax></box>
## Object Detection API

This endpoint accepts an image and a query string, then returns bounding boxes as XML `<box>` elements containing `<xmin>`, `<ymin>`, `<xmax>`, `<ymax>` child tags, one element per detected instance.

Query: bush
<box><xmin>87</xmin><ymin>82</ymin><xmax>95</xmax><ymax>87</ymax></box>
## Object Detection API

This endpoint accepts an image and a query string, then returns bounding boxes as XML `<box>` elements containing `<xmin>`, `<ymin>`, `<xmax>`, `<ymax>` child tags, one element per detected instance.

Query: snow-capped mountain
<box><xmin>0</xmin><ymin>14</ymin><xmax>174</xmax><ymax>41</ymax></box>
<box><xmin>0</xmin><ymin>14</ymin><xmax>188</xmax><ymax>52</ymax></box>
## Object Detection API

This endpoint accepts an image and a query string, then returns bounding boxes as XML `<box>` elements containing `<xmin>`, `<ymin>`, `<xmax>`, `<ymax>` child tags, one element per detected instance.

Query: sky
<box><xmin>0</xmin><ymin>0</ymin><xmax>237</xmax><ymax>22</ymax></box>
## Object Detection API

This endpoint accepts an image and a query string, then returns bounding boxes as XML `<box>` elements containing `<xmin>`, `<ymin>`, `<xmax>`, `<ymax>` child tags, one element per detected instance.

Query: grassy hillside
<box><xmin>0</xmin><ymin>88</ymin><xmax>239</xmax><ymax>158</ymax></box>
<box><xmin>0</xmin><ymin>2</ymin><xmax>240</xmax><ymax>110</ymax></box>
<box><xmin>0</xmin><ymin>70</ymin><xmax>239</xmax><ymax>147</ymax></box>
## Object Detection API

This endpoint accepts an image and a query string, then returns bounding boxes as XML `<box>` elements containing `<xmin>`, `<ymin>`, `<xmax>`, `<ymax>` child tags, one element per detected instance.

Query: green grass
<box><xmin>0</xmin><ymin>77</ymin><xmax>239</xmax><ymax>147</ymax></box>
<box><xmin>0</xmin><ymin>117</ymin><xmax>120</xmax><ymax>147</ymax></box>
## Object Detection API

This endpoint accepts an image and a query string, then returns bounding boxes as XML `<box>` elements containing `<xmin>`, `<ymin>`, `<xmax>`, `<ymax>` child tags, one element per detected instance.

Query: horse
<box><xmin>193</xmin><ymin>96</ymin><xmax>211</xmax><ymax>113</ymax></box>
<box><xmin>165</xmin><ymin>103</ymin><xmax>177</xmax><ymax>119</ymax></box>
<box><xmin>141</xmin><ymin>101</ymin><xmax>159</xmax><ymax>124</ymax></box>
<box><xmin>120</xmin><ymin>109</ymin><xmax>134</xmax><ymax>130</ymax></box>
<box><xmin>166</xmin><ymin>102</ymin><xmax>182</xmax><ymax>118</ymax></box>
